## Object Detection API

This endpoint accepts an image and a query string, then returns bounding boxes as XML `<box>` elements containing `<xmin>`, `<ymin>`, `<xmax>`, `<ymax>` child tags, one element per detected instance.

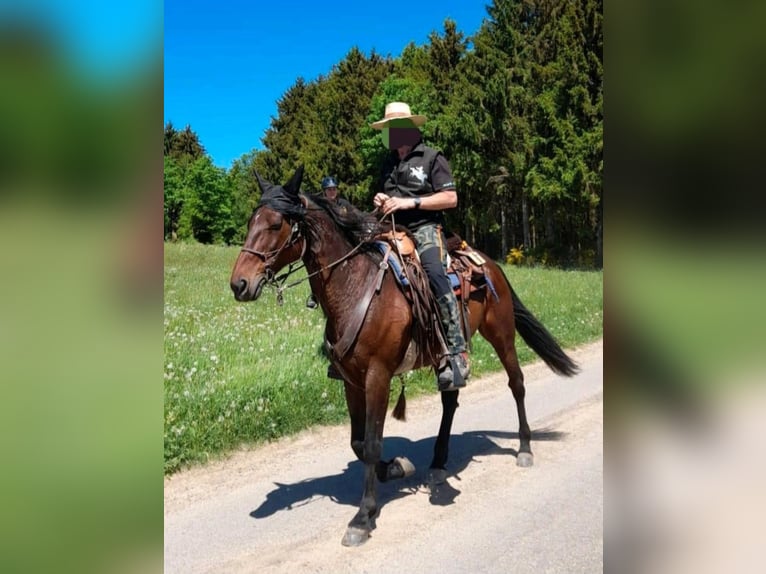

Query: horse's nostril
<box><xmin>231</xmin><ymin>278</ymin><xmax>247</xmax><ymax>295</ymax></box>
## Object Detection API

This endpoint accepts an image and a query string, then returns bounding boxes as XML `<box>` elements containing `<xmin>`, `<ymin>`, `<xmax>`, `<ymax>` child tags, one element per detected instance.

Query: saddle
<box><xmin>377</xmin><ymin>230</ymin><xmax>497</xmax><ymax>301</ymax></box>
<box><xmin>374</xmin><ymin>229</ymin><xmax>498</xmax><ymax>358</ymax></box>
<box><xmin>445</xmin><ymin>234</ymin><xmax>499</xmax><ymax>303</ymax></box>
<box><xmin>327</xmin><ymin>228</ymin><xmax>496</xmax><ymax>369</ymax></box>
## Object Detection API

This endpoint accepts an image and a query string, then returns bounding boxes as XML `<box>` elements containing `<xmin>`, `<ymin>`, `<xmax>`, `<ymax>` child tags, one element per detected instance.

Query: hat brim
<box><xmin>370</xmin><ymin>114</ymin><xmax>427</xmax><ymax>130</ymax></box>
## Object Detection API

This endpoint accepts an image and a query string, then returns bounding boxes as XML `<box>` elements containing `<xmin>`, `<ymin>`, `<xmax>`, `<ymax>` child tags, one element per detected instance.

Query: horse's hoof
<box><xmin>517</xmin><ymin>452</ymin><xmax>534</xmax><ymax>467</ymax></box>
<box><xmin>394</xmin><ymin>456</ymin><xmax>415</xmax><ymax>478</ymax></box>
<box><xmin>427</xmin><ymin>468</ymin><xmax>448</xmax><ymax>487</ymax></box>
<box><xmin>341</xmin><ymin>526</ymin><xmax>370</xmax><ymax>547</ymax></box>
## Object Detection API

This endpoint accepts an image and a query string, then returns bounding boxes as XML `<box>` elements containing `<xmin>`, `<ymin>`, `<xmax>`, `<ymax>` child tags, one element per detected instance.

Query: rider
<box><xmin>320</xmin><ymin>176</ymin><xmax>353</xmax><ymax>211</ymax></box>
<box><xmin>306</xmin><ymin>178</ymin><xmax>343</xmax><ymax>310</ymax></box>
<box><xmin>311</xmin><ymin>177</ymin><xmax>353</xmax><ymax>384</ymax></box>
<box><xmin>309</xmin><ymin>176</ymin><xmax>349</xmax><ymax>315</ymax></box>
<box><xmin>371</xmin><ymin>102</ymin><xmax>470</xmax><ymax>391</ymax></box>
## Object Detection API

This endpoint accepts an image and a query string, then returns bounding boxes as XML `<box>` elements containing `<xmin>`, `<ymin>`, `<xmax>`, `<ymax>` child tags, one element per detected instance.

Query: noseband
<box><xmin>240</xmin><ymin>222</ymin><xmax>303</xmax><ymax>267</ymax></box>
<box><xmin>238</xmin><ymin>203</ymin><xmax>374</xmax><ymax>305</ymax></box>
<box><xmin>240</xmin><ymin>221</ymin><xmax>307</xmax><ymax>289</ymax></box>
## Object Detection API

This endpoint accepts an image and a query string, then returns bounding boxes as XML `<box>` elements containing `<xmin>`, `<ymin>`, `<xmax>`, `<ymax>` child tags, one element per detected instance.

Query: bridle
<box><xmin>240</xmin><ymin>220</ymin><xmax>307</xmax><ymax>296</ymax></box>
<box><xmin>238</xmin><ymin>206</ymin><xmax>375</xmax><ymax>305</ymax></box>
<box><xmin>240</xmin><ymin>220</ymin><xmax>303</xmax><ymax>268</ymax></box>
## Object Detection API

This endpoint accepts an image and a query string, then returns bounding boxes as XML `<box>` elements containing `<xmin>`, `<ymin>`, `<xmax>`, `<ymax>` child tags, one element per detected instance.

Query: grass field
<box><xmin>164</xmin><ymin>242</ymin><xmax>603</xmax><ymax>474</ymax></box>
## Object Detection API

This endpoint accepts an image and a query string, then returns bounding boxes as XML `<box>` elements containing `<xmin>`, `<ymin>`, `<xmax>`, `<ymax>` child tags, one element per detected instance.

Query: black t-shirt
<box><xmin>379</xmin><ymin>143</ymin><xmax>456</xmax><ymax>230</ymax></box>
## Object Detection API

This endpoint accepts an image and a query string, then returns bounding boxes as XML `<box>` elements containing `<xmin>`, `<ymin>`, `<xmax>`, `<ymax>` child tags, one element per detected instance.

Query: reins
<box><xmin>238</xmin><ymin>198</ymin><xmax>372</xmax><ymax>302</ymax></box>
<box><xmin>273</xmin><ymin>239</ymin><xmax>367</xmax><ymax>305</ymax></box>
<box><xmin>243</xmin><ymin>203</ymin><xmax>409</xmax><ymax>395</ymax></box>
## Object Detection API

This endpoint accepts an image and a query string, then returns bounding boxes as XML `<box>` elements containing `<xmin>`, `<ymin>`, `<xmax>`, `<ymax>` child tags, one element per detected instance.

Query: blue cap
<box><xmin>321</xmin><ymin>176</ymin><xmax>338</xmax><ymax>189</ymax></box>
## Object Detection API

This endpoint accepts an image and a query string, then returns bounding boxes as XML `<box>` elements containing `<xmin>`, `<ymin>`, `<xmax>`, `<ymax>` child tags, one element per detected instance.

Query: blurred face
<box><xmin>381</xmin><ymin>118</ymin><xmax>422</xmax><ymax>159</ymax></box>
<box><xmin>324</xmin><ymin>186</ymin><xmax>338</xmax><ymax>200</ymax></box>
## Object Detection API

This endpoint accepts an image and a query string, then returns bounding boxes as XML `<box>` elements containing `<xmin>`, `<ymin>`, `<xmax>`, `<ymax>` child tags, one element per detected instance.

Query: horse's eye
<box><xmin>267</xmin><ymin>223</ymin><xmax>282</xmax><ymax>231</ymax></box>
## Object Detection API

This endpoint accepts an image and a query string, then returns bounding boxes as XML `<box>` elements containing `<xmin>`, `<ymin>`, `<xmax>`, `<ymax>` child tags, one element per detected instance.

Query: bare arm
<box><xmin>373</xmin><ymin>189</ymin><xmax>457</xmax><ymax>215</ymax></box>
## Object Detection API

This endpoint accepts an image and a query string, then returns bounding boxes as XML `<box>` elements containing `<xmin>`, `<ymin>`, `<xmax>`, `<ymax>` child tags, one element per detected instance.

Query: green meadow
<box><xmin>164</xmin><ymin>243</ymin><xmax>603</xmax><ymax>474</ymax></box>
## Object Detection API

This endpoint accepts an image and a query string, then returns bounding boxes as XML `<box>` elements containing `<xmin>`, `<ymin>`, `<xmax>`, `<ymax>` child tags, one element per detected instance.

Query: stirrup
<box><xmin>436</xmin><ymin>354</ymin><xmax>468</xmax><ymax>392</ymax></box>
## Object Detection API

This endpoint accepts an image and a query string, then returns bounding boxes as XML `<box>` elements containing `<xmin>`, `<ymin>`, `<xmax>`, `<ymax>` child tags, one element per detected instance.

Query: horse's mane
<box><xmin>257</xmin><ymin>186</ymin><xmax>307</xmax><ymax>220</ymax></box>
<box><xmin>255</xmin><ymin>182</ymin><xmax>386</xmax><ymax>249</ymax></box>
<box><xmin>303</xmin><ymin>193</ymin><xmax>382</xmax><ymax>246</ymax></box>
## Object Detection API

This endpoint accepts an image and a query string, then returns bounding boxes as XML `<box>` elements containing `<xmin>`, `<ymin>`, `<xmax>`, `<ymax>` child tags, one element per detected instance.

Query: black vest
<box><xmin>382</xmin><ymin>144</ymin><xmax>444</xmax><ymax>230</ymax></box>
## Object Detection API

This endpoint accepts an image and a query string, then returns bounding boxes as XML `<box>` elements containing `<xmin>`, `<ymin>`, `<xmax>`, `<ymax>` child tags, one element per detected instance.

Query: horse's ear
<box><xmin>253</xmin><ymin>170</ymin><xmax>269</xmax><ymax>194</ymax></box>
<box><xmin>284</xmin><ymin>165</ymin><xmax>304</xmax><ymax>196</ymax></box>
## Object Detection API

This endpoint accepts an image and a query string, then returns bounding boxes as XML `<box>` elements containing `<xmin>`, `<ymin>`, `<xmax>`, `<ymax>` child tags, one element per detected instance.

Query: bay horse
<box><xmin>229</xmin><ymin>167</ymin><xmax>578</xmax><ymax>546</ymax></box>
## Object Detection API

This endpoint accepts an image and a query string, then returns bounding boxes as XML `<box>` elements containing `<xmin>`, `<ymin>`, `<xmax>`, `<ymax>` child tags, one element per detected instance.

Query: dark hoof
<box><xmin>427</xmin><ymin>468</ymin><xmax>448</xmax><ymax>488</ymax></box>
<box><xmin>517</xmin><ymin>452</ymin><xmax>534</xmax><ymax>467</ymax></box>
<box><xmin>341</xmin><ymin>526</ymin><xmax>370</xmax><ymax>547</ymax></box>
<box><xmin>394</xmin><ymin>456</ymin><xmax>415</xmax><ymax>478</ymax></box>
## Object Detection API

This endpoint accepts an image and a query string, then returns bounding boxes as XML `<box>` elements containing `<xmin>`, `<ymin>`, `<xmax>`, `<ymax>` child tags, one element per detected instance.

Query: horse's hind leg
<box><xmin>507</xmin><ymin>360</ymin><xmax>533</xmax><ymax>467</ymax></box>
<box><xmin>479</xmin><ymin>317</ymin><xmax>534</xmax><ymax>467</ymax></box>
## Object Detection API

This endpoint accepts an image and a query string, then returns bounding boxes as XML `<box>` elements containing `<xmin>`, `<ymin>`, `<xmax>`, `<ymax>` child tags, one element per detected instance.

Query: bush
<box><xmin>505</xmin><ymin>245</ymin><xmax>525</xmax><ymax>265</ymax></box>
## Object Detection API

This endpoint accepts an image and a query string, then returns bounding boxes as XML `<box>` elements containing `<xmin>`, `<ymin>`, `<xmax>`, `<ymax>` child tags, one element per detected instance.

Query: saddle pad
<box><xmin>449</xmin><ymin>268</ymin><xmax>498</xmax><ymax>301</ymax></box>
<box><xmin>373</xmin><ymin>241</ymin><xmax>410</xmax><ymax>287</ymax></box>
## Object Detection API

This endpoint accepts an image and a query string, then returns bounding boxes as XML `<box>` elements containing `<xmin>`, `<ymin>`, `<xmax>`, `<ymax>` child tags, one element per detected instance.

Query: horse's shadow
<box><xmin>250</xmin><ymin>428</ymin><xmax>566</xmax><ymax>520</ymax></box>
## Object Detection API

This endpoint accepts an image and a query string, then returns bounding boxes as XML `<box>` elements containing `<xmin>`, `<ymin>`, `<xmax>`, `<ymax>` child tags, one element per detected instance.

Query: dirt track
<box><xmin>165</xmin><ymin>340</ymin><xmax>603</xmax><ymax>573</ymax></box>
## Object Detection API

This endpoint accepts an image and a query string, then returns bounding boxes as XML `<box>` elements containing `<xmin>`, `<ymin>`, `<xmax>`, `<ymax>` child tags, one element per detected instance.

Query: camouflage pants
<box><xmin>412</xmin><ymin>224</ymin><xmax>466</xmax><ymax>355</ymax></box>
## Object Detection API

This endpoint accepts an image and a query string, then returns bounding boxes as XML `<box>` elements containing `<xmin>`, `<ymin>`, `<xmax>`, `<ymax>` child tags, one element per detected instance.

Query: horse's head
<box><xmin>230</xmin><ymin>166</ymin><xmax>306</xmax><ymax>302</ymax></box>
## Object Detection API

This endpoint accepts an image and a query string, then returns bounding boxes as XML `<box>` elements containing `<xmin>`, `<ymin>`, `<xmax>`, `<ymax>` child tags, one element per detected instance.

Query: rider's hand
<box><xmin>380</xmin><ymin>196</ymin><xmax>412</xmax><ymax>215</ymax></box>
<box><xmin>373</xmin><ymin>193</ymin><xmax>389</xmax><ymax>209</ymax></box>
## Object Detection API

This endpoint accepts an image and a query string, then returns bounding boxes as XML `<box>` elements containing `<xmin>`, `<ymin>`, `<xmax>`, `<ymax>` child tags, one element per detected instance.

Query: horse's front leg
<box><xmin>341</xmin><ymin>371</ymin><xmax>390</xmax><ymax>547</ymax></box>
<box><xmin>345</xmin><ymin>381</ymin><xmax>414</xmax><ymax>485</ymax></box>
<box><xmin>428</xmin><ymin>389</ymin><xmax>460</xmax><ymax>485</ymax></box>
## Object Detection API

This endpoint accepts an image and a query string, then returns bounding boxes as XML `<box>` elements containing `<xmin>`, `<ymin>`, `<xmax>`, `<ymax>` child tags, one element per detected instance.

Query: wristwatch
<box><xmin>413</xmin><ymin>197</ymin><xmax>421</xmax><ymax>209</ymax></box>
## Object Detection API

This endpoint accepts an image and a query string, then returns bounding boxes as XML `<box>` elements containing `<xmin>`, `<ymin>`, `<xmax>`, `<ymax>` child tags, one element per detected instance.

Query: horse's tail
<box><xmin>508</xmin><ymin>281</ymin><xmax>579</xmax><ymax>377</ymax></box>
<box><xmin>391</xmin><ymin>376</ymin><xmax>407</xmax><ymax>421</ymax></box>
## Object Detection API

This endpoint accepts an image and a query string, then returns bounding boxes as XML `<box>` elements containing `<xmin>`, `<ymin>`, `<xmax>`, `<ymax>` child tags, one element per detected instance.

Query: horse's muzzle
<box><xmin>230</xmin><ymin>275</ymin><xmax>266</xmax><ymax>302</ymax></box>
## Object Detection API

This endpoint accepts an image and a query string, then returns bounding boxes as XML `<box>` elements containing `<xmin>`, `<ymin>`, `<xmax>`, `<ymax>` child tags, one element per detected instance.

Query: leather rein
<box><xmin>239</xmin><ymin>215</ymin><xmax>369</xmax><ymax>306</ymax></box>
<box><xmin>240</xmin><ymin>205</ymin><xmax>407</xmax><ymax>390</ymax></box>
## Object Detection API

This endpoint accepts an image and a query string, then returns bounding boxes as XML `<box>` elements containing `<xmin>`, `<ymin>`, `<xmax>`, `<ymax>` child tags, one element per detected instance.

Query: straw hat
<box><xmin>370</xmin><ymin>102</ymin><xmax>427</xmax><ymax>129</ymax></box>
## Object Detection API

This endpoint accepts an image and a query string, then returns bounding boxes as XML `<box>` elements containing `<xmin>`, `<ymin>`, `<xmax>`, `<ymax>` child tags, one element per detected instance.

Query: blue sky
<box><xmin>164</xmin><ymin>0</ymin><xmax>489</xmax><ymax>168</ymax></box>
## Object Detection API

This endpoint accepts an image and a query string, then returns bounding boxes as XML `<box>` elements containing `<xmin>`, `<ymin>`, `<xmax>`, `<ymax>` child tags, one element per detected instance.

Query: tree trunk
<box><xmin>465</xmin><ymin>192</ymin><xmax>476</xmax><ymax>246</ymax></box>
<box><xmin>510</xmin><ymin>214</ymin><xmax>517</xmax><ymax>249</ymax></box>
<box><xmin>522</xmin><ymin>193</ymin><xmax>531</xmax><ymax>248</ymax></box>
<box><xmin>500</xmin><ymin>203</ymin><xmax>508</xmax><ymax>258</ymax></box>
<box><xmin>545</xmin><ymin>204</ymin><xmax>555</xmax><ymax>246</ymax></box>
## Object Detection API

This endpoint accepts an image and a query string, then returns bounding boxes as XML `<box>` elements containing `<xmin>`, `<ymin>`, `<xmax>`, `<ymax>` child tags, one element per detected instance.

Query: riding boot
<box><xmin>435</xmin><ymin>292</ymin><xmax>470</xmax><ymax>391</ymax></box>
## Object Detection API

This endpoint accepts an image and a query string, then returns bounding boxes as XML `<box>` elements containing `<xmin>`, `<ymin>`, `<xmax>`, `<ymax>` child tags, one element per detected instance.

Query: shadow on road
<box><xmin>250</xmin><ymin>428</ymin><xmax>566</xmax><ymax>519</ymax></box>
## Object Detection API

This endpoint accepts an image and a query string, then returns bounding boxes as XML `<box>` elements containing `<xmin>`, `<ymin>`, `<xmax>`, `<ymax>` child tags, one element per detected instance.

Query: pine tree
<box><xmin>164</xmin><ymin>122</ymin><xmax>206</xmax><ymax>165</ymax></box>
<box><xmin>191</xmin><ymin>0</ymin><xmax>602</xmax><ymax>262</ymax></box>
<box><xmin>164</xmin><ymin>122</ymin><xmax>177</xmax><ymax>156</ymax></box>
